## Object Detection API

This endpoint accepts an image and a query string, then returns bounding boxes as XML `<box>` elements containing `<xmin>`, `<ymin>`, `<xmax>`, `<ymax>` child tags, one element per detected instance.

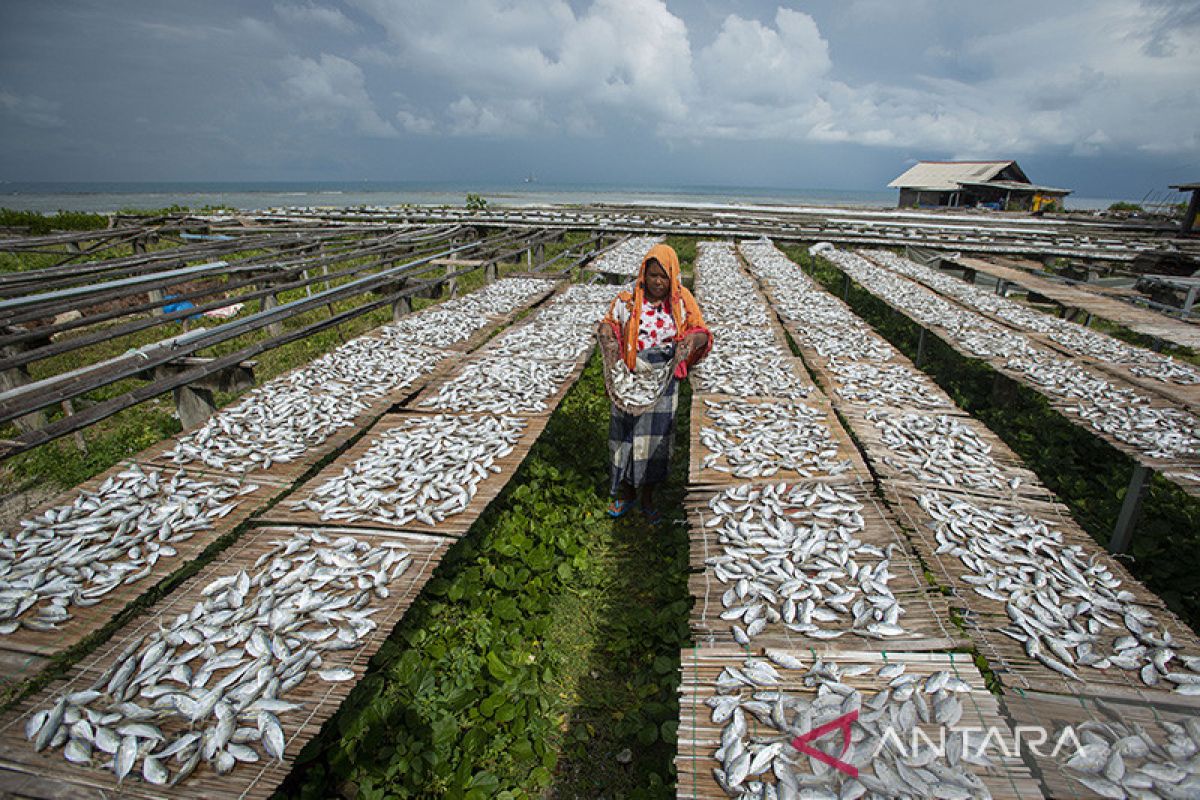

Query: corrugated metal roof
<box><xmin>888</xmin><ymin>161</ymin><xmax>1014</xmax><ymax>190</ymax></box>
<box><xmin>1170</xmin><ymin>182</ymin><xmax>1200</xmax><ymax>191</ymax></box>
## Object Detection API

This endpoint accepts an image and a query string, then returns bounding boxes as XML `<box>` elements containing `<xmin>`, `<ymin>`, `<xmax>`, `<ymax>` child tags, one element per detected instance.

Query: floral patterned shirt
<box><xmin>636</xmin><ymin>300</ymin><xmax>677</xmax><ymax>351</ymax></box>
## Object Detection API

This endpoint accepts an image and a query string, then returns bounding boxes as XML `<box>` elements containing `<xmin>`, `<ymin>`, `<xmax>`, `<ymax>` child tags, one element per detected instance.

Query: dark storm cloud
<box><xmin>0</xmin><ymin>1</ymin><xmax>1196</xmax><ymax>194</ymax></box>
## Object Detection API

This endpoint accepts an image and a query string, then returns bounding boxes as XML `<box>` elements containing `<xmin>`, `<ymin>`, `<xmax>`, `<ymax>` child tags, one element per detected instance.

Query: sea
<box><xmin>0</xmin><ymin>181</ymin><xmax>1127</xmax><ymax>215</ymax></box>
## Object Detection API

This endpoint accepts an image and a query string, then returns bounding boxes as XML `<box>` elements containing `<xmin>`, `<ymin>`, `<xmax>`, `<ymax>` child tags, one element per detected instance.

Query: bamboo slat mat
<box><xmin>884</xmin><ymin>484</ymin><xmax>1200</xmax><ymax>701</ymax></box>
<box><xmin>255</xmin><ymin>410</ymin><xmax>551</xmax><ymax>539</ymax></box>
<box><xmin>879</xmin><ymin>254</ymin><xmax>1200</xmax><ymax>414</ymax></box>
<box><xmin>409</xmin><ymin>352</ymin><xmax>585</xmax><ymax>419</ymax></box>
<box><xmin>684</xmin><ymin>484</ymin><xmax>963</xmax><ymax>653</ymax></box>
<box><xmin>999</xmin><ymin>687</ymin><xmax>1200</xmax><ymax>800</ymax></box>
<box><xmin>827</xmin><ymin>272</ymin><xmax>1200</xmax><ymax>498</ymax></box>
<box><xmin>687</xmin><ymin>394</ymin><xmax>872</xmax><ymax>489</ymax></box>
<box><xmin>133</xmin><ymin>354</ymin><xmax>462</xmax><ymax>486</ymax></box>
<box><xmin>0</xmin><ymin>464</ymin><xmax>276</xmax><ymax>692</ymax></box>
<box><xmin>835</xmin><ymin>407</ymin><xmax>1058</xmax><ymax>504</ymax></box>
<box><xmin>676</xmin><ymin>646</ymin><xmax>1043</xmax><ymax>800</ymax></box>
<box><xmin>755</xmin><ymin>284</ymin><xmax>967</xmax><ymax>419</ymax></box>
<box><xmin>0</xmin><ymin>525</ymin><xmax>450</xmax><ymax>800</ymax></box>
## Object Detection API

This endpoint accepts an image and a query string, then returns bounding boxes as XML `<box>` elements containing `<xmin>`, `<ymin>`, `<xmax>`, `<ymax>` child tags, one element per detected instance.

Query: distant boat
<box><xmin>524</xmin><ymin>174</ymin><xmax>536</xmax><ymax>184</ymax></box>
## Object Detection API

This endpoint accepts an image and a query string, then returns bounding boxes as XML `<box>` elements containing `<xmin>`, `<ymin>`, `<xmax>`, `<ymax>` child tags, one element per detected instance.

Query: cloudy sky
<box><xmin>1</xmin><ymin>0</ymin><xmax>1197</xmax><ymax>197</ymax></box>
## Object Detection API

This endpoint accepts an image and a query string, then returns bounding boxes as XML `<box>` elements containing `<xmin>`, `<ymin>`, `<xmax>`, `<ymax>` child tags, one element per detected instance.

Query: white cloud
<box><xmin>327</xmin><ymin>0</ymin><xmax>1199</xmax><ymax>158</ymax></box>
<box><xmin>274</xmin><ymin>3</ymin><xmax>358</xmax><ymax>33</ymax></box>
<box><xmin>347</xmin><ymin>0</ymin><xmax>692</xmax><ymax>132</ymax></box>
<box><xmin>281</xmin><ymin>53</ymin><xmax>397</xmax><ymax>137</ymax></box>
<box><xmin>0</xmin><ymin>89</ymin><xmax>64</xmax><ymax>128</ymax></box>
<box><xmin>697</xmin><ymin>8</ymin><xmax>830</xmax><ymax>104</ymax></box>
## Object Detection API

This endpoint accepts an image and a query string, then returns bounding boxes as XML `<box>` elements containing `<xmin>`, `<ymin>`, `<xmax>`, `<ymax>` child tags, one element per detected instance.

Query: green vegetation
<box><xmin>1107</xmin><ymin>202</ymin><xmax>1144</xmax><ymax>213</ymax></box>
<box><xmin>280</xmin><ymin>355</ymin><xmax>692</xmax><ymax>799</ymax></box>
<box><xmin>0</xmin><ymin>208</ymin><xmax>108</xmax><ymax>235</ymax></box>
<box><xmin>783</xmin><ymin>244</ymin><xmax>1200</xmax><ymax>631</ymax></box>
<box><xmin>465</xmin><ymin>193</ymin><xmax>489</xmax><ymax>211</ymax></box>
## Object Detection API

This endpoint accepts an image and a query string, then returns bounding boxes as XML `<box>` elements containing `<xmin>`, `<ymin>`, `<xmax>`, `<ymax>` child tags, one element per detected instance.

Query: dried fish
<box><xmin>420</xmin><ymin>357</ymin><xmax>575</xmax><ymax>415</ymax></box>
<box><xmin>818</xmin><ymin>247</ymin><xmax>1200</xmax><ymax>462</ymax></box>
<box><xmin>291</xmin><ymin>414</ymin><xmax>525</xmax><ymax>526</ymax></box>
<box><xmin>590</xmin><ymin>236</ymin><xmax>664</xmax><ymax>277</ymax></box>
<box><xmin>704</xmin><ymin>482</ymin><xmax>907</xmax><ymax>643</ymax></box>
<box><xmin>0</xmin><ymin>465</ymin><xmax>251</xmax><ymax>633</ymax></box>
<box><xmin>700</xmin><ymin>398</ymin><xmax>852</xmax><ymax>480</ymax></box>
<box><xmin>24</xmin><ymin>529</ymin><xmax>411</xmax><ymax>785</ymax></box>
<box><xmin>921</xmin><ymin>490</ymin><xmax>1200</xmax><ymax>691</ymax></box>
<box><xmin>709</xmin><ymin>655</ymin><xmax>989</xmax><ymax>799</ymax></box>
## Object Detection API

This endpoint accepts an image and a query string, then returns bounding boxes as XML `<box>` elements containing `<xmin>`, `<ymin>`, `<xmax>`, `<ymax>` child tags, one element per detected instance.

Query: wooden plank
<box><xmin>0</xmin><ymin>525</ymin><xmax>450</xmax><ymax>800</ymax></box>
<box><xmin>676</xmin><ymin>646</ymin><xmax>1043</xmax><ymax>800</ymax></box>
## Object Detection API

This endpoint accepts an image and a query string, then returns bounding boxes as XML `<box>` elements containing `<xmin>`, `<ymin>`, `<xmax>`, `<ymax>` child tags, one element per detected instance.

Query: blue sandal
<box><xmin>641</xmin><ymin>506</ymin><xmax>663</xmax><ymax>526</ymax></box>
<box><xmin>607</xmin><ymin>498</ymin><xmax>632</xmax><ymax>518</ymax></box>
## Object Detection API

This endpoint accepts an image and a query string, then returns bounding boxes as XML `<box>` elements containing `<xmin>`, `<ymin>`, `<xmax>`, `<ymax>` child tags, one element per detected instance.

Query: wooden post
<box><xmin>392</xmin><ymin>281</ymin><xmax>412</xmax><ymax>321</ymax></box>
<box><xmin>1179</xmin><ymin>188</ymin><xmax>1199</xmax><ymax>235</ymax></box>
<box><xmin>261</xmin><ymin>290</ymin><xmax>284</xmax><ymax>337</ymax></box>
<box><xmin>445</xmin><ymin>263</ymin><xmax>458</xmax><ymax>299</ymax></box>
<box><xmin>62</xmin><ymin>399</ymin><xmax>87</xmax><ymax>453</ymax></box>
<box><xmin>1109</xmin><ymin>464</ymin><xmax>1152</xmax><ymax>553</ymax></box>
<box><xmin>1181</xmin><ymin>285</ymin><xmax>1198</xmax><ymax>320</ymax></box>
<box><xmin>485</xmin><ymin>261</ymin><xmax>497</xmax><ymax>283</ymax></box>
<box><xmin>173</xmin><ymin>384</ymin><xmax>218</xmax><ymax>430</ymax></box>
<box><xmin>148</xmin><ymin>288</ymin><xmax>165</xmax><ymax>316</ymax></box>
<box><xmin>841</xmin><ymin>273</ymin><xmax>851</xmax><ymax>300</ymax></box>
<box><xmin>915</xmin><ymin>327</ymin><xmax>928</xmax><ymax>367</ymax></box>
<box><xmin>995</xmin><ymin>279</ymin><xmax>1008</xmax><ymax>297</ymax></box>
<box><xmin>535</xmin><ymin>241</ymin><xmax>545</xmax><ymax>266</ymax></box>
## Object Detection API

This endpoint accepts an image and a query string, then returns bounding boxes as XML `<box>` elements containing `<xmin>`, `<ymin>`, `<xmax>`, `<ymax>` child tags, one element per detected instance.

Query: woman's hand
<box><xmin>681</xmin><ymin>331</ymin><xmax>709</xmax><ymax>366</ymax></box>
<box><xmin>597</xmin><ymin>322</ymin><xmax>622</xmax><ymax>370</ymax></box>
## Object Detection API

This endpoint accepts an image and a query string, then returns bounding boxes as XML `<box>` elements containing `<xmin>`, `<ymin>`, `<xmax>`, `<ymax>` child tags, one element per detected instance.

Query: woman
<box><xmin>597</xmin><ymin>243</ymin><xmax>712</xmax><ymax>524</ymax></box>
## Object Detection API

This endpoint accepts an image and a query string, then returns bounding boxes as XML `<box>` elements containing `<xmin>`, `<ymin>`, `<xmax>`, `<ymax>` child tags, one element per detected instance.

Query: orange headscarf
<box><xmin>602</xmin><ymin>243</ymin><xmax>712</xmax><ymax>370</ymax></box>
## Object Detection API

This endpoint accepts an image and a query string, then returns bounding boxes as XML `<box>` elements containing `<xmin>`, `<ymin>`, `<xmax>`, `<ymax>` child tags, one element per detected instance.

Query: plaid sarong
<box><xmin>609</xmin><ymin>344</ymin><xmax>679</xmax><ymax>493</ymax></box>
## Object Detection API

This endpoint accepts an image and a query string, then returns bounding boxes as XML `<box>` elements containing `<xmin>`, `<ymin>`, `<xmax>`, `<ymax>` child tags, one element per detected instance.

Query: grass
<box><xmin>782</xmin><ymin>243</ymin><xmax>1200</xmax><ymax>632</ymax></box>
<box><xmin>277</xmin><ymin>355</ymin><xmax>692</xmax><ymax>798</ymax></box>
<box><xmin>0</xmin><ymin>208</ymin><xmax>108</xmax><ymax>236</ymax></box>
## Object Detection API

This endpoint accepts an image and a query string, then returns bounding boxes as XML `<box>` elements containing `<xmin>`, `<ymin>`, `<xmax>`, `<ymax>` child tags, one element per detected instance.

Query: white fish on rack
<box><xmin>920</xmin><ymin>490</ymin><xmax>1200</xmax><ymax>692</ymax></box>
<box><xmin>291</xmin><ymin>414</ymin><xmax>526</xmax><ymax>527</ymax></box>
<box><xmin>24</xmin><ymin>529</ymin><xmax>412</xmax><ymax>786</ymax></box>
<box><xmin>0</xmin><ymin>465</ymin><xmax>253</xmax><ymax>633</ymax></box>
<box><xmin>708</xmin><ymin>655</ymin><xmax>993</xmax><ymax>799</ymax></box>
<box><xmin>168</xmin><ymin>340</ymin><xmax>445</xmax><ymax>474</ymax></box>
<box><xmin>700</xmin><ymin>398</ymin><xmax>852</xmax><ymax>480</ymax></box>
<box><xmin>420</xmin><ymin>357</ymin><xmax>575</xmax><ymax>415</ymax></box>
<box><xmin>863</xmin><ymin>249</ymin><xmax>1200</xmax><ymax>387</ymax></box>
<box><xmin>703</xmin><ymin>482</ymin><xmax>907</xmax><ymax>644</ymax></box>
